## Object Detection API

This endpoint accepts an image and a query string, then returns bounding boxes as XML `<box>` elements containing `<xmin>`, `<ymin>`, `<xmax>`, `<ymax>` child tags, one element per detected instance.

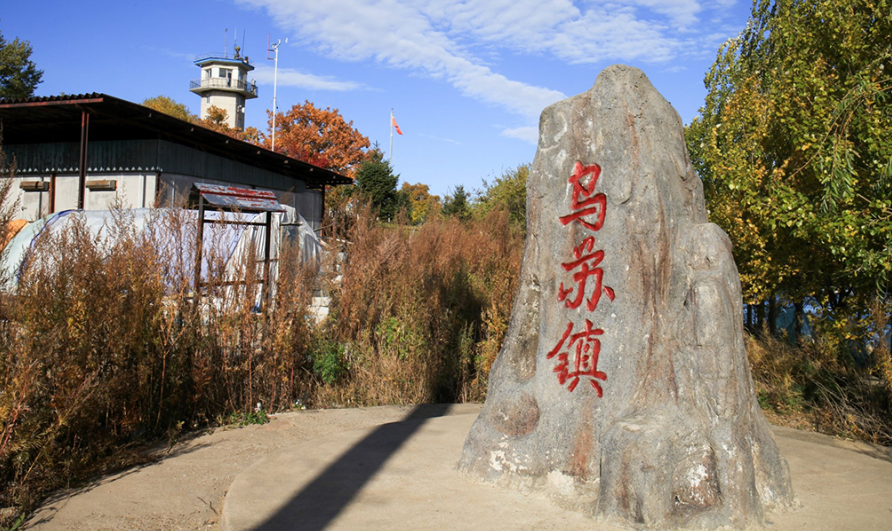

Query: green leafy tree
<box><xmin>442</xmin><ymin>185</ymin><xmax>470</xmax><ymax>220</ymax></box>
<box><xmin>472</xmin><ymin>163</ymin><xmax>529</xmax><ymax>228</ymax></box>
<box><xmin>0</xmin><ymin>30</ymin><xmax>43</xmax><ymax>99</ymax></box>
<box><xmin>142</xmin><ymin>95</ymin><xmax>195</xmax><ymax>122</ymax></box>
<box><xmin>354</xmin><ymin>150</ymin><xmax>399</xmax><ymax>221</ymax></box>
<box><xmin>686</xmin><ymin>0</ymin><xmax>892</xmax><ymax>323</ymax></box>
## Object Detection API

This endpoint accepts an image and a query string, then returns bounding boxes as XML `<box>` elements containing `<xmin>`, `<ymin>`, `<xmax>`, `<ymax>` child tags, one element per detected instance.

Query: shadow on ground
<box><xmin>250</xmin><ymin>403</ymin><xmax>453</xmax><ymax>531</ymax></box>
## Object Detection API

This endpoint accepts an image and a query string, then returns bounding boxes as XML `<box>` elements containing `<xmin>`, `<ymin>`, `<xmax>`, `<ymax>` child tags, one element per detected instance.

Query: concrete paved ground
<box><xmin>26</xmin><ymin>406</ymin><xmax>421</xmax><ymax>531</ymax></box>
<box><xmin>25</xmin><ymin>404</ymin><xmax>892</xmax><ymax>530</ymax></box>
<box><xmin>222</xmin><ymin>404</ymin><xmax>892</xmax><ymax>531</ymax></box>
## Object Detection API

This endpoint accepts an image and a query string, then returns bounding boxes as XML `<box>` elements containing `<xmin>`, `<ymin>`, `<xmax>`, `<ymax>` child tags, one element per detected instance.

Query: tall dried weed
<box><xmin>321</xmin><ymin>205</ymin><xmax>522</xmax><ymax>405</ymax></box>
<box><xmin>0</xmin><ymin>197</ymin><xmax>523</xmax><ymax>516</ymax></box>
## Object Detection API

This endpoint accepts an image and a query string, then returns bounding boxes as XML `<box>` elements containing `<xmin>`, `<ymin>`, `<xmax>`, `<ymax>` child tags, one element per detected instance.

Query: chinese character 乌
<box><xmin>559</xmin><ymin>162</ymin><xmax>606</xmax><ymax>232</ymax></box>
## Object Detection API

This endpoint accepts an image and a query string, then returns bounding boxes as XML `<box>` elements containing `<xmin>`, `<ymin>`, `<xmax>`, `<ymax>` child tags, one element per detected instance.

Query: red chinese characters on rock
<box><xmin>547</xmin><ymin>320</ymin><xmax>607</xmax><ymax>395</ymax></box>
<box><xmin>551</xmin><ymin>161</ymin><xmax>614</xmax><ymax>395</ymax></box>
<box><xmin>558</xmin><ymin>236</ymin><xmax>616</xmax><ymax>311</ymax></box>
<box><xmin>559</xmin><ymin>162</ymin><xmax>606</xmax><ymax>231</ymax></box>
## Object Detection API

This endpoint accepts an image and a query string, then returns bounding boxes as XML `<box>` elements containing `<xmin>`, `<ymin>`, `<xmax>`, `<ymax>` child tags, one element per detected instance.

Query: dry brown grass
<box><xmin>0</xmin><ymin>208</ymin><xmax>321</xmax><ymax>515</ymax></box>
<box><xmin>319</xmin><ymin>205</ymin><xmax>523</xmax><ymax>405</ymax></box>
<box><xmin>747</xmin><ymin>329</ymin><xmax>892</xmax><ymax>445</ymax></box>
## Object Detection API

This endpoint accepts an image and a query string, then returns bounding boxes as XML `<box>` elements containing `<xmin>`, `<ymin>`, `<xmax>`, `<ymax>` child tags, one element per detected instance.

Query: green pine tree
<box><xmin>0</xmin><ymin>30</ymin><xmax>43</xmax><ymax>99</ymax></box>
<box><xmin>355</xmin><ymin>150</ymin><xmax>399</xmax><ymax>221</ymax></box>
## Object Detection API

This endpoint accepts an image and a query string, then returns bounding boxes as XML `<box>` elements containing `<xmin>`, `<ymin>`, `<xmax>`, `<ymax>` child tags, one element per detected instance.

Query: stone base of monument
<box><xmin>458</xmin><ymin>65</ymin><xmax>794</xmax><ymax>529</ymax></box>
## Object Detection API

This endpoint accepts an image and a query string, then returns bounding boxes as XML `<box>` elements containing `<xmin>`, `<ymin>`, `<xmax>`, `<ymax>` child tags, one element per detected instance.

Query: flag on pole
<box><xmin>389</xmin><ymin>109</ymin><xmax>401</xmax><ymax>163</ymax></box>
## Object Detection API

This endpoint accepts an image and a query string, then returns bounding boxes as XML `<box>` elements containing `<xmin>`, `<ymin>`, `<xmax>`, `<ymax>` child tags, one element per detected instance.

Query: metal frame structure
<box><xmin>190</xmin><ymin>184</ymin><xmax>285</xmax><ymax>310</ymax></box>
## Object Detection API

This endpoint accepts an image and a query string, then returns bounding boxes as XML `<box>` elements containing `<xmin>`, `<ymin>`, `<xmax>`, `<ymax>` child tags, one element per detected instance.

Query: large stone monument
<box><xmin>459</xmin><ymin>65</ymin><xmax>794</xmax><ymax>528</ymax></box>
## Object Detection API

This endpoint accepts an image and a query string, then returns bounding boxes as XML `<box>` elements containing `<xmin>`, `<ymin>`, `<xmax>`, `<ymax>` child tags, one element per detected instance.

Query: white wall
<box><xmin>198</xmin><ymin>92</ymin><xmax>242</xmax><ymax>129</ymax></box>
<box><xmin>4</xmin><ymin>173</ymin><xmax>158</xmax><ymax>221</ymax></box>
<box><xmin>4</xmin><ymin>171</ymin><xmax>323</xmax><ymax>231</ymax></box>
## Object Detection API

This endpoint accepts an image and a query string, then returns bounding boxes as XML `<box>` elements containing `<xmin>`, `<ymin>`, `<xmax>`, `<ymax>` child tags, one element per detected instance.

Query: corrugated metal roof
<box><xmin>191</xmin><ymin>183</ymin><xmax>285</xmax><ymax>213</ymax></box>
<box><xmin>0</xmin><ymin>93</ymin><xmax>351</xmax><ymax>188</ymax></box>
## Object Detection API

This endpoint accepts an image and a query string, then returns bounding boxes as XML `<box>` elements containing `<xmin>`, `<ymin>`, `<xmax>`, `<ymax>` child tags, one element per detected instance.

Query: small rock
<box><xmin>0</xmin><ymin>507</ymin><xmax>18</xmax><ymax>526</ymax></box>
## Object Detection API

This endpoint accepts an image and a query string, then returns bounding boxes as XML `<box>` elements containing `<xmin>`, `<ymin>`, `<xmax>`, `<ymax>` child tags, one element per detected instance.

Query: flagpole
<box><xmin>389</xmin><ymin>108</ymin><xmax>394</xmax><ymax>163</ymax></box>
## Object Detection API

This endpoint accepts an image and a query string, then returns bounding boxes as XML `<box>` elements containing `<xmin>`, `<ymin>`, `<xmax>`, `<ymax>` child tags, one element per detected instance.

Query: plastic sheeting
<box><xmin>1</xmin><ymin>206</ymin><xmax>323</xmax><ymax>293</ymax></box>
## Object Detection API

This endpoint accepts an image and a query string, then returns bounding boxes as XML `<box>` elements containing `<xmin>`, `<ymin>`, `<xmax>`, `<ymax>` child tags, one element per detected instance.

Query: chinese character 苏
<box><xmin>558</xmin><ymin>236</ymin><xmax>616</xmax><ymax>312</ymax></box>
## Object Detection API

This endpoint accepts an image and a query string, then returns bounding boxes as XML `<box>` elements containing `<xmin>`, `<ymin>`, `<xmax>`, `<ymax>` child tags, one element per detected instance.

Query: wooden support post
<box><xmin>77</xmin><ymin>111</ymin><xmax>89</xmax><ymax>210</ymax></box>
<box><xmin>194</xmin><ymin>195</ymin><xmax>206</xmax><ymax>305</ymax></box>
<box><xmin>262</xmin><ymin>211</ymin><xmax>273</xmax><ymax>310</ymax></box>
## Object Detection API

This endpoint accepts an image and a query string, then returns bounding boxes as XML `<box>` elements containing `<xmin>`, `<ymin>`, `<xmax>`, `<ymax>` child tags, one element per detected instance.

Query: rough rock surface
<box><xmin>458</xmin><ymin>65</ymin><xmax>794</xmax><ymax>529</ymax></box>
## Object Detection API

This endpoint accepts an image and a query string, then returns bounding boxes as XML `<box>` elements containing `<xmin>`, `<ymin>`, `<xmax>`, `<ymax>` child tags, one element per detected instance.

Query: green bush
<box><xmin>311</xmin><ymin>339</ymin><xmax>348</xmax><ymax>385</ymax></box>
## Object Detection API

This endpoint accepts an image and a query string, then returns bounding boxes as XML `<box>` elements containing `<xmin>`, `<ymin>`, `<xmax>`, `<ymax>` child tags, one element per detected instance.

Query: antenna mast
<box><xmin>267</xmin><ymin>35</ymin><xmax>286</xmax><ymax>152</ymax></box>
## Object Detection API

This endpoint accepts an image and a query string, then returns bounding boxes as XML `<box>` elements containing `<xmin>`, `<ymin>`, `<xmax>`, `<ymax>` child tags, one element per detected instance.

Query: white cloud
<box><xmin>236</xmin><ymin>0</ymin><xmax>567</xmax><ymax>119</ymax></box>
<box><xmin>235</xmin><ymin>0</ymin><xmax>736</xmax><ymax>137</ymax></box>
<box><xmin>431</xmin><ymin>0</ymin><xmax>684</xmax><ymax>63</ymax></box>
<box><xmin>625</xmin><ymin>0</ymin><xmax>703</xmax><ymax>27</ymax></box>
<box><xmin>146</xmin><ymin>46</ymin><xmax>199</xmax><ymax>64</ymax></box>
<box><xmin>252</xmin><ymin>65</ymin><xmax>362</xmax><ymax>91</ymax></box>
<box><xmin>418</xmin><ymin>133</ymin><xmax>461</xmax><ymax>145</ymax></box>
<box><xmin>501</xmin><ymin>126</ymin><xmax>538</xmax><ymax>145</ymax></box>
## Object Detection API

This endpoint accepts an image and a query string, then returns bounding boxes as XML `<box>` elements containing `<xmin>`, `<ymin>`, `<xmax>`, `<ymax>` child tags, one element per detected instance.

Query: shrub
<box><xmin>747</xmin><ymin>328</ymin><xmax>892</xmax><ymax>445</ymax></box>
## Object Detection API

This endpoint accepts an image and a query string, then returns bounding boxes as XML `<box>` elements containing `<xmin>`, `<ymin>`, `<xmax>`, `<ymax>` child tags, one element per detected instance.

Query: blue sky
<box><xmin>4</xmin><ymin>0</ymin><xmax>751</xmax><ymax>198</ymax></box>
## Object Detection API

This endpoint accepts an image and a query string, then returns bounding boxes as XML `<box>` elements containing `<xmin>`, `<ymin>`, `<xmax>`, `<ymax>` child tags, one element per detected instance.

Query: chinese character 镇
<box><xmin>547</xmin><ymin>319</ymin><xmax>607</xmax><ymax>395</ymax></box>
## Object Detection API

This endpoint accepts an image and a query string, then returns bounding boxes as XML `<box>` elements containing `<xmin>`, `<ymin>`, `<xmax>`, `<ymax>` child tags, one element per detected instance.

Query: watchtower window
<box><xmin>217</xmin><ymin>68</ymin><xmax>233</xmax><ymax>87</ymax></box>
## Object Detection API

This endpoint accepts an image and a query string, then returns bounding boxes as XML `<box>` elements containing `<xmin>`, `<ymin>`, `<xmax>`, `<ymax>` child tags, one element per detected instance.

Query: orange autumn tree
<box><xmin>263</xmin><ymin>101</ymin><xmax>370</xmax><ymax>178</ymax></box>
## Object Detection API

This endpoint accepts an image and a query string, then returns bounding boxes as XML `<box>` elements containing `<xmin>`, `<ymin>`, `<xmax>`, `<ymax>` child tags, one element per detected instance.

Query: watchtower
<box><xmin>190</xmin><ymin>46</ymin><xmax>258</xmax><ymax>130</ymax></box>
